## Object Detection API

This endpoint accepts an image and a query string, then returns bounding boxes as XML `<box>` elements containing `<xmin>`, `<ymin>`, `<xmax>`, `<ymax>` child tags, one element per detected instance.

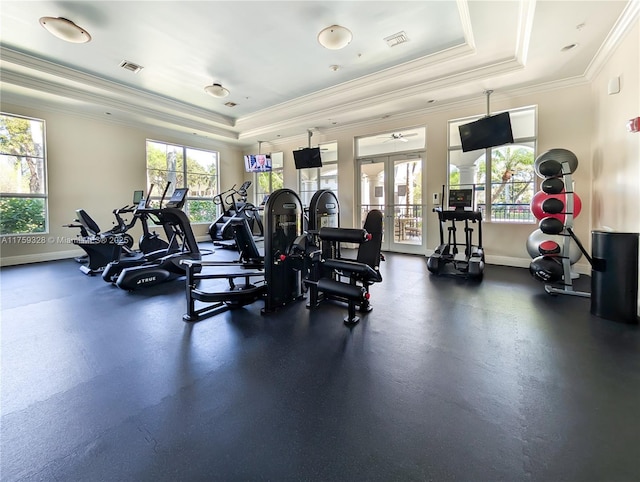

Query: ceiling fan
<box><xmin>378</xmin><ymin>132</ymin><xmax>419</xmax><ymax>143</ymax></box>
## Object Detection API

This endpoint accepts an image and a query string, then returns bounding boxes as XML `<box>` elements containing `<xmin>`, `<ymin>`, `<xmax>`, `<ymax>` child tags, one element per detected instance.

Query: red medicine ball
<box><xmin>530</xmin><ymin>190</ymin><xmax>582</xmax><ymax>222</ymax></box>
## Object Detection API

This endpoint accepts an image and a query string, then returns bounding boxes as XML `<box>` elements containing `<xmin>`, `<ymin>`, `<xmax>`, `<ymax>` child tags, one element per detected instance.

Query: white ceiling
<box><xmin>0</xmin><ymin>1</ymin><xmax>635</xmax><ymax>147</ymax></box>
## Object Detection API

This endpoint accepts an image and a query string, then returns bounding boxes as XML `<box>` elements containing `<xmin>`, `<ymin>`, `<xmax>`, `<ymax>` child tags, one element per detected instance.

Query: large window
<box><xmin>255</xmin><ymin>151</ymin><xmax>283</xmax><ymax>204</ymax></box>
<box><xmin>0</xmin><ymin>113</ymin><xmax>47</xmax><ymax>235</ymax></box>
<box><xmin>146</xmin><ymin>140</ymin><xmax>218</xmax><ymax>223</ymax></box>
<box><xmin>448</xmin><ymin>106</ymin><xmax>537</xmax><ymax>223</ymax></box>
<box><xmin>298</xmin><ymin>141</ymin><xmax>338</xmax><ymax>206</ymax></box>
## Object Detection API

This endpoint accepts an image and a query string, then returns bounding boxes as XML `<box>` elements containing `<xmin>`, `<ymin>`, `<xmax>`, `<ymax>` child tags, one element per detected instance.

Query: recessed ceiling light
<box><xmin>561</xmin><ymin>43</ymin><xmax>579</xmax><ymax>52</ymax></box>
<box><xmin>427</xmin><ymin>99</ymin><xmax>436</xmax><ymax>104</ymax></box>
<box><xmin>224</xmin><ymin>101</ymin><xmax>237</xmax><ymax>107</ymax></box>
<box><xmin>329</xmin><ymin>65</ymin><xmax>340</xmax><ymax>72</ymax></box>
<box><xmin>39</xmin><ymin>17</ymin><xmax>91</xmax><ymax>43</ymax></box>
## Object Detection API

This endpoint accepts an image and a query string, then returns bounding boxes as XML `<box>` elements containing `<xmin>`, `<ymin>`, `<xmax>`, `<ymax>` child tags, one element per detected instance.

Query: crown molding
<box><xmin>584</xmin><ymin>0</ymin><xmax>639</xmax><ymax>80</ymax></box>
<box><xmin>515</xmin><ymin>0</ymin><xmax>537</xmax><ymax>65</ymax></box>
<box><xmin>235</xmin><ymin>42</ymin><xmax>477</xmax><ymax>130</ymax></box>
<box><xmin>259</xmin><ymin>73</ymin><xmax>592</xmax><ymax>147</ymax></box>
<box><xmin>0</xmin><ymin>69</ymin><xmax>239</xmax><ymax>140</ymax></box>
<box><xmin>0</xmin><ymin>46</ymin><xmax>235</xmax><ymax>127</ymax></box>
<box><xmin>238</xmin><ymin>56</ymin><xmax>524</xmax><ymax>140</ymax></box>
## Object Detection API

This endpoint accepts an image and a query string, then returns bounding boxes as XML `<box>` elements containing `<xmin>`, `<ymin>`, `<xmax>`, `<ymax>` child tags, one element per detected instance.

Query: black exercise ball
<box><xmin>541</xmin><ymin>177</ymin><xmax>564</xmax><ymax>194</ymax></box>
<box><xmin>529</xmin><ymin>255</ymin><xmax>563</xmax><ymax>283</ymax></box>
<box><xmin>537</xmin><ymin>159</ymin><xmax>563</xmax><ymax>178</ymax></box>
<box><xmin>534</xmin><ymin>148</ymin><xmax>579</xmax><ymax>178</ymax></box>
<box><xmin>542</xmin><ymin>197</ymin><xmax>564</xmax><ymax>214</ymax></box>
<box><xmin>539</xmin><ymin>217</ymin><xmax>564</xmax><ymax>235</ymax></box>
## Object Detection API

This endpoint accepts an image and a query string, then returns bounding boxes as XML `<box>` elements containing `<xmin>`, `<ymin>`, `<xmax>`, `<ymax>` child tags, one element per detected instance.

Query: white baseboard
<box><xmin>424</xmin><ymin>251</ymin><xmax>592</xmax><ymax>276</ymax></box>
<box><xmin>0</xmin><ymin>247</ymin><xmax>593</xmax><ymax>277</ymax></box>
<box><xmin>0</xmin><ymin>249</ymin><xmax>81</xmax><ymax>267</ymax></box>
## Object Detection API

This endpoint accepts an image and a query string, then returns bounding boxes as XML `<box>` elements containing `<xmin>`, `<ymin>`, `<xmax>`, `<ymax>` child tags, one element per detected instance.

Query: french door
<box><xmin>357</xmin><ymin>153</ymin><xmax>424</xmax><ymax>254</ymax></box>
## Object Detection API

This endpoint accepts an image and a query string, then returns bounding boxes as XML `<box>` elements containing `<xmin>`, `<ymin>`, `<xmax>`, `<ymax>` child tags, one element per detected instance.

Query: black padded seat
<box><xmin>323</xmin><ymin>258</ymin><xmax>382</xmax><ymax>283</ymax></box>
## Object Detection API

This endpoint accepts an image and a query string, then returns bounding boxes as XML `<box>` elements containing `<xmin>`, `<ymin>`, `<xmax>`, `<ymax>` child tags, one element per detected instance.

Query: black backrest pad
<box><xmin>75</xmin><ymin>209</ymin><xmax>101</xmax><ymax>235</ymax></box>
<box><xmin>357</xmin><ymin>209</ymin><xmax>383</xmax><ymax>268</ymax></box>
<box><xmin>231</xmin><ymin>218</ymin><xmax>262</xmax><ymax>262</ymax></box>
<box><xmin>318</xmin><ymin>227</ymin><xmax>366</xmax><ymax>243</ymax></box>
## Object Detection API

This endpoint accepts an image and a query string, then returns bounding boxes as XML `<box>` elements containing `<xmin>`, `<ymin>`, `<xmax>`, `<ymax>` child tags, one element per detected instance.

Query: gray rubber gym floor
<box><xmin>1</xmin><ymin>248</ymin><xmax>639</xmax><ymax>481</ymax></box>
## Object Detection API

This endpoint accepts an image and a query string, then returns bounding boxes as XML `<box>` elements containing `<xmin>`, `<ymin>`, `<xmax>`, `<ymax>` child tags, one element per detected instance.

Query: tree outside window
<box><xmin>0</xmin><ymin>113</ymin><xmax>47</xmax><ymax>235</ymax></box>
<box><xmin>297</xmin><ymin>142</ymin><xmax>338</xmax><ymax>206</ymax></box>
<box><xmin>448</xmin><ymin>106</ymin><xmax>537</xmax><ymax>223</ymax></box>
<box><xmin>255</xmin><ymin>152</ymin><xmax>283</xmax><ymax>204</ymax></box>
<box><xmin>146</xmin><ymin>140</ymin><xmax>218</xmax><ymax>223</ymax></box>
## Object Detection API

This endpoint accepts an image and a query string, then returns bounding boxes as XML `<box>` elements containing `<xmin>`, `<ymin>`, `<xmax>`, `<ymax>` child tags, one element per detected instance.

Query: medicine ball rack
<box><xmin>538</xmin><ymin>158</ymin><xmax>591</xmax><ymax>298</ymax></box>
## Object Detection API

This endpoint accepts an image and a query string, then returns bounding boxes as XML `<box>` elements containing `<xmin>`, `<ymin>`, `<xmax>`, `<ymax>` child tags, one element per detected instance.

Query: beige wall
<box><xmin>591</xmin><ymin>21</ymin><xmax>640</xmax><ymax>233</ymax></box>
<box><xmin>0</xmin><ymin>104</ymin><xmax>244</xmax><ymax>264</ymax></box>
<box><xmin>590</xmin><ymin>19</ymin><xmax>640</xmax><ymax>314</ymax></box>
<box><xmin>249</xmin><ymin>84</ymin><xmax>595</xmax><ymax>271</ymax></box>
<box><xmin>2</xmin><ymin>15</ymin><xmax>638</xmax><ymax>276</ymax></box>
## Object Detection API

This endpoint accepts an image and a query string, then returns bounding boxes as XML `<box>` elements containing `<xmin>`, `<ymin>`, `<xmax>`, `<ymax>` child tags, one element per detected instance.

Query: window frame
<box><xmin>254</xmin><ymin>151</ymin><xmax>283</xmax><ymax>205</ymax></box>
<box><xmin>145</xmin><ymin>139</ymin><xmax>219</xmax><ymax>224</ymax></box>
<box><xmin>447</xmin><ymin>106</ymin><xmax>537</xmax><ymax>224</ymax></box>
<box><xmin>0</xmin><ymin>112</ymin><xmax>49</xmax><ymax>236</ymax></box>
<box><xmin>297</xmin><ymin>141</ymin><xmax>338</xmax><ymax>207</ymax></box>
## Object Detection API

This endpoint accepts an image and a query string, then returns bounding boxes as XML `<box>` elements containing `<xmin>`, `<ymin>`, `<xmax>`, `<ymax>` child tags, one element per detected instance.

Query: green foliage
<box><xmin>0</xmin><ymin>114</ymin><xmax>44</xmax><ymax>194</ymax></box>
<box><xmin>256</xmin><ymin>171</ymin><xmax>284</xmax><ymax>198</ymax></box>
<box><xmin>146</xmin><ymin>142</ymin><xmax>218</xmax><ymax>199</ymax></box>
<box><xmin>490</xmin><ymin>146</ymin><xmax>534</xmax><ymax>205</ymax></box>
<box><xmin>449</xmin><ymin>169</ymin><xmax>460</xmax><ymax>186</ymax></box>
<box><xmin>187</xmin><ymin>200</ymin><xmax>217</xmax><ymax>224</ymax></box>
<box><xmin>272</xmin><ymin>171</ymin><xmax>284</xmax><ymax>190</ymax></box>
<box><xmin>0</xmin><ymin>116</ymin><xmax>39</xmax><ymax>156</ymax></box>
<box><xmin>0</xmin><ymin>197</ymin><xmax>46</xmax><ymax>235</ymax></box>
<box><xmin>1</xmin><ymin>115</ymin><xmax>47</xmax><ymax>234</ymax></box>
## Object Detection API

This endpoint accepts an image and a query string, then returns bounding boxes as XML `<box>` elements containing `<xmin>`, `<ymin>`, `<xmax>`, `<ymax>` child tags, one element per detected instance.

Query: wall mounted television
<box><xmin>459</xmin><ymin>112</ymin><xmax>514</xmax><ymax>152</ymax></box>
<box><xmin>244</xmin><ymin>154</ymin><xmax>272</xmax><ymax>172</ymax></box>
<box><xmin>293</xmin><ymin>147</ymin><xmax>322</xmax><ymax>169</ymax></box>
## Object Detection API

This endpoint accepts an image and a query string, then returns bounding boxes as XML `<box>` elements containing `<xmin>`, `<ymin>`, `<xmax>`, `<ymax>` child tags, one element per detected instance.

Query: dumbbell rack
<box><xmin>544</xmin><ymin>161</ymin><xmax>590</xmax><ymax>298</ymax></box>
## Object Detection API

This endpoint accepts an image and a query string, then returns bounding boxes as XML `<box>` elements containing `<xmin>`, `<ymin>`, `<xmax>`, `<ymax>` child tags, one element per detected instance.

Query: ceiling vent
<box><xmin>119</xmin><ymin>60</ymin><xmax>143</xmax><ymax>74</ymax></box>
<box><xmin>384</xmin><ymin>31</ymin><xmax>409</xmax><ymax>47</ymax></box>
<box><xmin>224</xmin><ymin>101</ymin><xmax>237</xmax><ymax>107</ymax></box>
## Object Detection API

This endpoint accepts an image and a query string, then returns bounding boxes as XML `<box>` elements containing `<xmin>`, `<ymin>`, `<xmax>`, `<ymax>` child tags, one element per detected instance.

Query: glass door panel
<box><xmin>358</xmin><ymin>158</ymin><xmax>389</xmax><ymax>250</ymax></box>
<box><xmin>391</xmin><ymin>156</ymin><xmax>423</xmax><ymax>252</ymax></box>
<box><xmin>358</xmin><ymin>154</ymin><xmax>424</xmax><ymax>254</ymax></box>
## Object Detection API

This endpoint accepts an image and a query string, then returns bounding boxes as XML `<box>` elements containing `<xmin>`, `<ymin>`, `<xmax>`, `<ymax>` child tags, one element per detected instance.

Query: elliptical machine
<box><xmin>102</xmin><ymin>187</ymin><xmax>201</xmax><ymax>290</ymax></box>
<box><xmin>136</xmin><ymin>183</ymin><xmax>171</xmax><ymax>254</ymax></box>
<box><xmin>427</xmin><ymin>185</ymin><xmax>485</xmax><ymax>280</ymax></box>
<box><xmin>208</xmin><ymin>181</ymin><xmax>263</xmax><ymax>248</ymax></box>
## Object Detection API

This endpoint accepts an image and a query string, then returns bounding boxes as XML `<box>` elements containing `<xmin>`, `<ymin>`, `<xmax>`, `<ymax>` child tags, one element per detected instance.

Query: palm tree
<box><xmin>490</xmin><ymin>146</ymin><xmax>534</xmax><ymax>204</ymax></box>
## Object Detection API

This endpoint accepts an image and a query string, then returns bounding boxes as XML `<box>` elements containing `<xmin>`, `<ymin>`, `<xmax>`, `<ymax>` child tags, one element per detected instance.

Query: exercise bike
<box><xmin>64</xmin><ymin>190</ymin><xmax>143</xmax><ymax>275</ymax></box>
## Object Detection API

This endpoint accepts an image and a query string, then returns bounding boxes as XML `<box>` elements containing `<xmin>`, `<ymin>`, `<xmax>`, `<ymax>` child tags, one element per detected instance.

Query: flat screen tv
<box><xmin>448</xmin><ymin>188</ymin><xmax>473</xmax><ymax>210</ymax></box>
<box><xmin>293</xmin><ymin>147</ymin><xmax>322</xmax><ymax>169</ymax></box>
<box><xmin>459</xmin><ymin>112</ymin><xmax>514</xmax><ymax>152</ymax></box>
<box><xmin>244</xmin><ymin>154</ymin><xmax>272</xmax><ymax>172</ymax></box>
